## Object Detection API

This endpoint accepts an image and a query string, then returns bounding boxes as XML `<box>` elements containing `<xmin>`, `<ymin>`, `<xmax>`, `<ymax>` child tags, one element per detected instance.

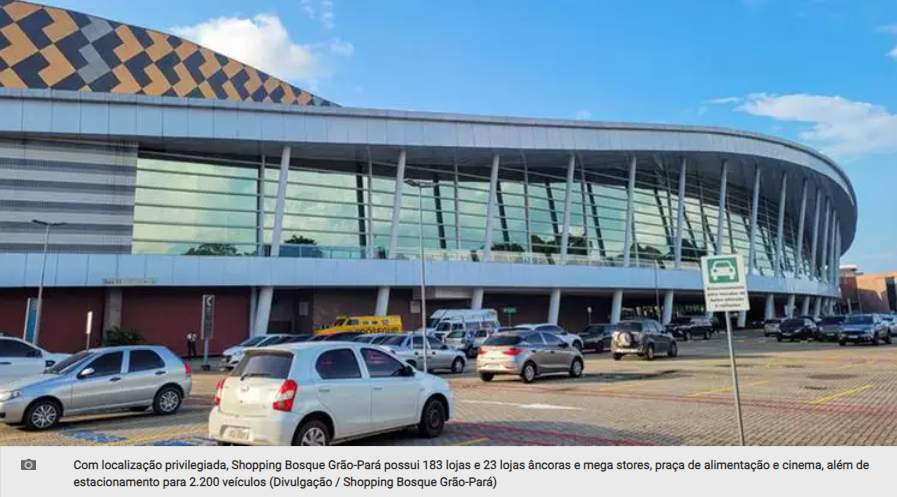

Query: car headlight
<box><xmin>0</xmin><ymin>391</ymin><xmax>21</xmax><ymax>402</ymax></box>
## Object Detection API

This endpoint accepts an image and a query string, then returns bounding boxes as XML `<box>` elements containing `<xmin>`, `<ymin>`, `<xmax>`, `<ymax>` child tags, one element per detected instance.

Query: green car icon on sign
<box><xmin>709</xmin><ymin>258</ymin><xmax>739</xmax><ymax>284</ymax></box>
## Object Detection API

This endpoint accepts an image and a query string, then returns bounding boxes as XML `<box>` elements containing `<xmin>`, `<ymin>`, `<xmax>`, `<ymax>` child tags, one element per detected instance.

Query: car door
<box><xmin>539</xmin><ymin>332</ymin><xmax>568</xmax><ymax>370</ymax></box>
<box><xmin>360</xmin><ymin>348</ymin><xmax>419</xmax><ymax>430</ymax></box>
<box><xmin>427</xmin><ymin>337</ymin><xmax>454</xmax><ymax>369</ymax></box>
<box><xmin>119</xmin><ymin>349</ymin><xmax>167</xmax><ymax>406</ymax></box>
<box><xmin>0</xmin><ymin>338</ymin><xmax>46</xmax><ymax>383</ymax></box>
<box><xmin>313</xmin><ymin>348</ymin><xmax>371</xmax><ymax>438</ymax></box>
<box><xmin>646</xmin><ymin>321</ymin><xmax>669</xmax><ymax>352</ymax></box>
<box><xmin>69</xmin><ymin>351</ymin><xmax>125</xmax><ymax>413</ymax></box>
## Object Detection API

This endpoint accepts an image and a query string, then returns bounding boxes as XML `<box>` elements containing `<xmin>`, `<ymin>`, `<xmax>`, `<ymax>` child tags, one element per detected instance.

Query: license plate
<box><xmin>223</xmin><ymin>427</ymin><xmax>250</xmax><ymax>441</ymax></box>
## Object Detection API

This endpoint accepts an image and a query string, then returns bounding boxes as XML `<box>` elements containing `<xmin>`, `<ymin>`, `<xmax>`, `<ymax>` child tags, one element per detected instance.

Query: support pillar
<box><xmin>801</xmin><ymin>294</ymin><xmax>811</xmax><ymax>316</ymax></box>
<box><xmin>249</xmin><ymin>287</ymin><xmax>257</xmax><ymax>338</ymax></box>
<box><xmin>774</xmin><ymin>173</ymin><xmax>788</xmax><ymax>277</ymax></box>
<box><xmin>795</xmin><ymin>179</ymin><xmax>808</xmax><ymax>278</ymax></box>
<box><xmin>764</xmin><ymin>294</ymin><xmax>775</xmax><ymax>320</ymax></box>
<box><xmin>548</xmin><ymin>289</ymin><xmax>561</xmax><ymax>325</ymax></box>
<box><xmin>472</xmin><ymin>154</ymin><xmax>501</xmax><ymax>310</ymax></box>
<box><xmin>785</xmin><ymin>294</ymin><xmax>796</xmax><ymax>318</ymax></box>
<box><xmin>715</xmin><ymin>160</ymin><xmax>728</xmax><ymax>255</ymax></box>
<box><xmin>375</xmin><ymin>150</ymin><xmax>407</xmax><ymax>315</ymax></box>
<box><xmin>612</xmin><ymin>156</ymin><xmax>637</xmax><ymax>324</ymax></box>
<box><xmin>102</xmin><ymin>287</ymin><xmax>123</xmax><ymax>331</ymax></box>
<box><xmin>253</xmin><ymin>289</ymin><xmax>273</xmax><ymax>337</ymax></box>
<box><xmin>813</xmin><ymin>296</ymin><xmax>822</xmax><ymax>318</ymax></box>
<box><xmin>611</xmin><ymin>290</ymin><xmax>623</xmax><ymax>324</ymax></box>
<box><xmin>253</xmin><ymin>145</ymin><xmax>291</xmax><ymax>336</ymax></box>
<box><xmin>662</xmin><ymin>290</ymin><xmax>674</xmax><ymax>325</ymax></box>
<box><xmin>741</xmin><ymin>166</ymin><xmax>761</xmax><ymax>328</ymax></box>
<box><xmin>809</xmin><ymin>190</ymin><xmax>822</xmax><ymax>281</ymax></box>
<box><xmin>820</xmin><ymin>201</ymin><xmax>831</xmax><ymax>284</ymax></box>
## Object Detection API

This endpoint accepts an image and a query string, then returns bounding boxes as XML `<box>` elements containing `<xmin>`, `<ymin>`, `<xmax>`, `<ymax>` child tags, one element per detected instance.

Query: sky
<box><xmin>42</xmin><ymin>0</ymin><xmax>897</xmax><ymax>273</ymax></box>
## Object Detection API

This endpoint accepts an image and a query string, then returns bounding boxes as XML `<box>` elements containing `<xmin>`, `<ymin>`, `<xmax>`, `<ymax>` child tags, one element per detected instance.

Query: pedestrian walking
<box><xmin>186</xmin><ymin>332</ymin><xmax>198</xmax><ymax>359</ymax></box>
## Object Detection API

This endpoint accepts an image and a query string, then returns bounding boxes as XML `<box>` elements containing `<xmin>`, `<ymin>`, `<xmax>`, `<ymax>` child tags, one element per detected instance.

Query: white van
<box><xmin>429</xmin><ymin>309</ymin><xmax>500</xmax><ymax>358</ymax></box>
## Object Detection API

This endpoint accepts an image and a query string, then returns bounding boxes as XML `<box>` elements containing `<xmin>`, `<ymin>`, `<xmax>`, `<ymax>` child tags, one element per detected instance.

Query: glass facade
<box><xmin>132</xmin><ymin>152</ymin><xmax>815</xmax><ymax>278</ymax></box>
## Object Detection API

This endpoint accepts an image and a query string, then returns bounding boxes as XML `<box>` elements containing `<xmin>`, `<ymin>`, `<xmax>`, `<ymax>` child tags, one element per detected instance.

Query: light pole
<box><xmin>405</xmin><ymin>179</ymin><xmax>436</xmax><ymax>373</ymax></box>
<box><xmin>31</xmin><ymin>219</ymin><xmax>67</xmax><ymax>346</ymax></box>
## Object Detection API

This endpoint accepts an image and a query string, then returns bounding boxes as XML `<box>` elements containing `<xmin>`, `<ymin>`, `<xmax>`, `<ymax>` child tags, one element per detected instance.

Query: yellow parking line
<box><xmin>835</xmin><ymin>363</ymin><xmax>859</xmax><ymax>371</ymax></box>
<box><xmin>810</xmin><ymin>384</ymin><xmax>874</xmax><ymax>405</ymax></box>
<box><xmin>596</xmin><ymin>379</ymin><xmax>669</xmax><ymax>392</ymax></box>
<box><xmin>688</xmin><ymin>380</ymin><xmax>769</xmax><ymax>398</ymax></box>
<box><xmin>449</xmin><ymin>437</ymin><xmax>488</xmax><ymax>446</ymax></box>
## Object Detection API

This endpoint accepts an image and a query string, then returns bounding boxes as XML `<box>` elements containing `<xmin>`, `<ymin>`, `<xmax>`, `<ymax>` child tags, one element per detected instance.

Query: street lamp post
<box><xmin>405</xmin><ymin>179</ymin><xmax>436</xmax><ymax>374</ymax></box>
<box><xmin>31</xmin><ymin>219</ymin><xmax>67</xmax><ymax>346</ymax></box>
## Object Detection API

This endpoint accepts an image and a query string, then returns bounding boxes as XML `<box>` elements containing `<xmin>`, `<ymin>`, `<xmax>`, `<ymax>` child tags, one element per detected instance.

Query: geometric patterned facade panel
<box><xmin>0</xmin><ymin>0</ymin><xmax>336</xmax><ymax>106</ymax></box>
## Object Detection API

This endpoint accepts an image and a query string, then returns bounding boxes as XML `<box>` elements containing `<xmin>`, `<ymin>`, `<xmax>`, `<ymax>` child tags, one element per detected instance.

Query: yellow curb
<box><xmin>449</xmin><ymin>437</ymin><xmax>489</xmax><ymax>446</ymax></box>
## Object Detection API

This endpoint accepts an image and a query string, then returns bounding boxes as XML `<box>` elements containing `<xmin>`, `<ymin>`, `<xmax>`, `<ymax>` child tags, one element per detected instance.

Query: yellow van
<box><xmin>316</xmin><ymin>315</ymin><xmax>403</xmax><ymax>335</ymax></box>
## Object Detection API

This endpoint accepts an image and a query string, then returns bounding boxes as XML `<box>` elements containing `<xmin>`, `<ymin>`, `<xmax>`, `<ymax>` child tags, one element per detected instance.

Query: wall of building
<box><xmin>840</xmin><ymin>271</ymin><xmax>897</xmax><ymax>313</ymax></box>
<box><xmin>0</xmin><ymin>288</ymin><xmax>105</xmax><ymax>352</ymax></box>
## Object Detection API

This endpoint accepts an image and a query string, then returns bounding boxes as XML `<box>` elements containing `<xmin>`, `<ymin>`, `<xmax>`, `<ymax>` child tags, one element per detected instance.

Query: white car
<box><xmin>513</xmin><ymin>323</ymin><xmax>584</xmax><ymax>351</ymax></box>
<box><xmin>220</xmin><ymin>334</ymin><xmax>296</xmax><ymax>369</ymax></box>
<box><xmin>378</xmin><ymin>333</ymin><xmax>467</xmax><ymax>374</ymax></box>
<box><xmin>0</xmin><ymin>336</ymin><xmax>70</xmax><ymax>385</ymax></box>
<box><xmin>710</xmin><ymin>261</ymin><xmax>737</xmax><ymax>281</ymax></box>
<box><xmin>209</xmin><ymin>342</ymin><xmax>454</xmax><ymax>446</ymax></box>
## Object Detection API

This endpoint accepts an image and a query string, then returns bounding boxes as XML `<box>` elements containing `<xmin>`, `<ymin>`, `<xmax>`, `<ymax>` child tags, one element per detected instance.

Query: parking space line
<box><xmin>687</xmin><ymin>380</ymin><xmax>769</xmax><ymax>398</ymax></box>
<box><xmin>100</xmin><ymin>427</ymin><xmax>205</xmax><ymax>446</ymax></box>
<box><xmin>448</xmin><ymin>437</ymin><xmax>489</xmax><ymax>446</ymax></box>
<box><xmin>595</xmin><ymin>379</ymin><xmax>670</xmax><ymax>392</ymax></box>
<box><xmin>810</xmin><ymin>384</ymin><xmax>874</xmax><ymax>405</ymax></box>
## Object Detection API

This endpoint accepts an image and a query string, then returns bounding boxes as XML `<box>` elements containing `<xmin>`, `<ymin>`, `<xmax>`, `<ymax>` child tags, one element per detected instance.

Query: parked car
<box><xmin>0</xmin><ymin>336</ymin><xmax>70</xmax><ymax>384</ymax></box>
<box><xmin>577</xmin><ymin>324</ymin><xmax>612</xmax><ymax>352</ymax></box>
<box><xmin>514</xmin><ymin>323</ymin><xmax>584</xmax><ymax>351</ymax></box>
<box><xmin>476</xmin><ymin>330</ymin><xmax>584</xmax><ymax>383</ymax></box>
<box><xmin>378</xmin><ymin>333</ymin><xmax>467</xmax><ymax>374</ymax></box>
<box><xmin>763</xmin><ymin>319</ymin><xmax>783</xmax><ymax>337</ymax></box>
<box><xmin>443</xmin><ymin>329</ymin><xmax>492</xmax><ymax>358</ymax></box>
<box><xmin>610</xmin><ymin>319</ymin><xmax>678</xmax><ymax>361</ymax></box>
<box><xmin>427</xmin><ymin>309</ymin><xmax>500</xmax><ymax>335</ymax></box>
<box><xmin>777</xmin><ymin>317</ymin><xmax>818</xmax><ymax>342</ymax></box>
<box><xmin>353</xmin><ymin>334</ymin><xmax>391</xmax><ymax>344</ymax></box>
<box><xmin>666</xmin><ymin>316</ymin><xmax>714</xmax><ymax>341</ymax></box>
<box><xmin>209</xmin><ymin>342</ymin><xmax>453</xmax><ymax>446</ymax></box>
<box><xmin>315</xmin><ymin>315</ymin><xmax>403</xmax><ymax>336</ymax></box>
<box><xmin>221</xmin><ymin>334</ymin><xmax>296</xmax><ymax>369</ymax></box>
<box><xmin>816</xmin><ymin>315</ymin><xmax>846</xmax><ymax>342</ymax></box>
<box><xmin>880</xmin><ymin>314</ymin><xmax>897</xmax><ymax>337</ymax></box>
<box><xmin>839</xmin><ymin>314</ymin><xmax>892</xmax><ymax>346</ymax></box>
<box><xmin>309</xmin><ymin>331</ymin><xmax>366</xmax><ymax>342</ymax></box>
<box><xmin>0</xmin><ymin>346</ymin><xmax>191</xmax><ymax>431</ymax></box>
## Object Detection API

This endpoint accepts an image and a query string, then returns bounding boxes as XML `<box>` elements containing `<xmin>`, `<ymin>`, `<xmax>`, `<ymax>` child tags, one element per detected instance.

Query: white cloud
<box><xmin>730</xmin><ymin>93</ymin><xmax>897</xmax><ymax>158</ymax></box>
<box><xmin>302</xmin><ymin>0</ymin><xmax>335</xmax><ymax>29</ymax></box>
<box><xmin>575</xmin><ymin>110</ymin><xmax>592</xmax><ymax>120</ymax></box>
<box><xmin>706</xmin><ymin>96</ymin><xmax>744</xmax><ymax>105</ymax></box>
<box><xmin>172</xmin><ymin>14</ymin><xmax>353</xmax><ymax>85</ymax></box>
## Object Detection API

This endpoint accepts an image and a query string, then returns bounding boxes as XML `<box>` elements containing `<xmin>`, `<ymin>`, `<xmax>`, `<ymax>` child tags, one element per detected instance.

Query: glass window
<box><xmin>0</xmin><ymin>339</ymin><xmax>40</xmax><ymax>358</ymax></box>
<box><xmin>484</xmin><ymin>335</ymin><xmax>522</xmax><ymax>346</ymax></box>
<box><xmin>87</xmin><ymin>352</ymin><xmax>123</xmax><ymax>377</ymax></box>
<box><xmin>315</xmin><ymin>349</ymin><xmax>362</xmax><ymax>380</ymax></box>
<box><xmin>128</xmin><ymin>350</ymin><xmax>165</xmax><ymax>373</ymax></box>
<box><xmin>475</xmin><ymin>330</ymin><xmax>488</xmax><ymax>338</ymax></box>
<box><xmin>48</xmin><ymin>351</ymin><xmax>94</xmax><ymax>374</ymax></box>
<box><xmin>541</xmin><ymin>333</ymin><xmax>562</xmax><ymax>345</ymax></box>
<box><xmin>521</xmin><ymin>333</ymin><xmax>544</xmax><ymax>345</ymax></box>
<box><xmin>233</xmin><ymin>352</ymin><xmax>293</xmax><ymax>379</ymax></box>
<box><xmin>362</xmin><ymin>348</ymin><xmax>407</xmax><ymax>378</ymax></box>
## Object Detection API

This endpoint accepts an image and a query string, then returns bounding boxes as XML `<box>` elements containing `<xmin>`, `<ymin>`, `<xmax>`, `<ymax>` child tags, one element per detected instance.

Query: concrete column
<box><xmin>820</xmin><ymin>201</ymin><xmax>831</xmax><ymax>284</ymax></box>
<box><xmin>249</xmin><ymin>287</ymin><xmax>257</xmax><ymax>337</ymax></box>
<box><xmin>253</xmin><ymin>289</ymin><xmax>273</xmax><ymax>336</ymax></box>
<box><xmin>747</xmin><ymin>166</ymin><xmax>761</xmax><ymax>274</ymax></box>
<box><xmin>257</xmin><ymin>155</ymin><xmax>266</xmax><ymax>256</ymax></box>
<box><xmin>785</xmin><ymin>294</ymin><xmax>796</xmax><ymax>318</ymax></box>
<box><xmin>830</xmin><ymin>219</ymin><xmax>839</xmax><ymax>287</ymax></box>
<box><xmin>548</xmin><ymin>289</ymin><xmax>561</xmax><ymax>325</ymax></box>
<box><xmin>102</xmin><ymin>287</ymin><xmax>123</xmax><ymax>331</ymax></box>
<box><xmin>253</xmin><ymin>145</ymin><xmax>291</xmax><ymax>336</ymax></box>
<box><xmin>715</xmin><ymin>160</ymin><xmax>729</xmax><ymax>255</ymax></box>
<box><xmin>764</xmin><ymin>294</ymin><xmax>775</xmax><ymax>320</ymax></box>
<box><xmin>375</xmin><ymin>150</ymin><xmax>407</xmax><ymax>316</ymax></box>
<box><xmin>801</xmin><ymin>294</ymin><xmax>811</xmax><ymax>316</ymax></box>
<box><xmin>809</xmin><ymin>189</ymin><xmax>822</xmax><ymax>281</ymax></box>
<box><xmin>622</xmin><ymin>156</ymin><xmax>637</xmax><ymax>267</ymax></box>
<box><xmin>774</xmin><ymin>173</ymin><xmax>788</xmax><ymax>278</ymax></box>
<box><xmin>795</xmin><ymin>179</ymin><xmax>808</xmax><ymax>278</ymax></box>
<box><xmin>662</xmin><ymin>290</ymin><xmax>674</xmax><ymax>325</ymax></box>
<box><xmin>471</xmin><ymin>154</ymin><xmax>501</xmax><ymax>310</ymax></box>
<box><xmin>611</xmin><ymin>290</ymin><xmax>623</xmax><ymax>324</ymax></box>
<box><xmin>674</xmin><ymin>158</ymin><xmax>687</xmax><ymax>268</ymax></box>
<box><xmin>813</xmin><ymin>296</ymin><xmax>822</xmax><ymax>318</ymax></box>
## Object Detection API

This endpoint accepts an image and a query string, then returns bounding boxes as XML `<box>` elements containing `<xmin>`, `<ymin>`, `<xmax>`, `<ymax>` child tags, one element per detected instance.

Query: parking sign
<box><xmin>701</xmin><ymin>255</ymin><xmax>749</xmax><ymax>312</ymax></box>
<box><xmin>201</xmin><ymin>294</ymin><xmax>215</xmax><ymax>340</ymax></box>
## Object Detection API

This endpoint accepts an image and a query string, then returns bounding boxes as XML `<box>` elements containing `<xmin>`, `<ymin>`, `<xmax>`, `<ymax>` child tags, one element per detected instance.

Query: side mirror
<box><xmin>78</xmin><ymin>367</ymin><xmax>95</xmax><ymax>379</ymax></box>
<box><xmin>44</xmin><ymin>360</ymin><xmax>56</xmax><ymax>368</ymax></box>
<box><xmin>403</xmin><ymin>364</ymin><xmax>416</xmax><ymax>376</ymax></box>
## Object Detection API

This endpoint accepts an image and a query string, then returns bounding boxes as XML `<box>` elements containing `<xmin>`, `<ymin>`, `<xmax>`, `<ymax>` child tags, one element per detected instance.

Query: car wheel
<box><xmin>776</xmin><ymin>336</ymin><xmax>782</xmax><ymax>343</ymax></box>
<box><xmin>418</xmin><ymin>398</ymin><xmax>446</xmax><ymax>438</ymax></box>
<box><xmin>839</xmin><ymin>340</ymin><xmax>846</xmax><ymax>346</ymax></box>
<box><xmin>152</xmin><ymin>386</ymin><xmax>182</xmax><ymax>416</ymax></box>
<box><xmin>872</xmin><ymin>335</ymin><xmax>880</xmax><ymax>346</ymax></box>
<box><xmin>668</xmin><ymin>341</ymin><xmax>678</xmax><ymax>358</ymax></box>
<box><xmin>613</xmin><ymin>353</ymin><xmax>623</xmax><ymax>361</ymax></box>
<box><xmin>216</xmin><ymin>441</ymin><xmax>233</xmax><ymax>446</ymax></box>
<box><xmin>644</xmin><ymin>344</ymin><xmax>655</xmax><ymax>361</ymax></box>
<box><xmin>704</xmin><ymin>331</ymin><xmax>711</xmax><ymax>340</ymax></box>
<box><xmin>569</xmin><ymin>358</ymin><xmax>584</xmax><ymax>378</ymax></box>
<box><xmin>885</xmin><ymin>334</ymin><xmax>893</xmax><ymax>345</ymax></box>
<box><xmin>684</xmin><ymin>331</ymin><xmax>691</xmax><ymax>342</ymax></box>
<box><xmin>479</xmin><ymin>373</ymin><xmax>494</xmax><ymax>382</ymax></box>
<box><xmin>466</xmin><ymin>348</ymin><xmax>477</xmax><ymax>359</ymax></box>
<box><xmin>24</xmin><ymin>399</ymin><xmax>60</xmax><ymax>431</ymax></box>
<box><xmin>293</xmin><ymin>420</ymin><xmax>330</xmax><ymax>446</ymax></box>
<box><xmin>451</xmin><ymin>357</ymin><xmax>465</xmax><ymax>374</ymax></box>
<box><xmin>521</xmin><ymin>362</ymin><xmax>537</xmax><ymax>383</ymax></box>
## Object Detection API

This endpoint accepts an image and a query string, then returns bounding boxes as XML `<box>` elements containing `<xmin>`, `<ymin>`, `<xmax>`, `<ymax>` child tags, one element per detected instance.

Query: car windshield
<box><xmin>819</xmin><ymin>316</ymin><xmax>845</xmax><ymax>325</ymax></box>
<box><xmin>381</xmin><ymin>336</ymin><xmax>407</xmax><ymax>346</ymax></box>
<box><xmin>845</xmin><ymin>315</ymin><xmax>873</xmax><ymax>325</ymax></box>
<box><xmin>257</xmin><ymin>336</ymin><xmax>283</xmax><ymax>346</ymax></box>
<box><xmin>46</xmin><ymin>350</ymin><xmax>94</xmax><ymax>374</ymax></box>
<box><xmin>782</xmin><ymin>319</ymin><xmax>803</xmax><ymax>326</ymax></box>
<box><xmin>608</xmin><ymin>322</ymin><xmax>640</xmax><ymax>332</ymax></box>
<box><xmin>238</xmin><ymin>336</ymin><xmax>267</xmax><ymax>347</ymax></box>
<box><xmin>232</xmin><ymin>351</ymin><xmax>293</xmax><ymax>380</ymax></box>
<box><xmin>483</xmin><ymin>334</ymin><xmax>521</xmax><ymax>346</ymax></box>
<box><xmin>671</xmin><ymin>317</ymin><xmax>692</xmax><ymax>324</ymax></box>
<box><xmin>447</xmin><ymin>331</ymin><xmax>465</xmax><ymax>339</ymax></box>
<box><xmin>332</xmin><ymin>319</ymin><xmax>346</xmax><ymax>326</ymax></box>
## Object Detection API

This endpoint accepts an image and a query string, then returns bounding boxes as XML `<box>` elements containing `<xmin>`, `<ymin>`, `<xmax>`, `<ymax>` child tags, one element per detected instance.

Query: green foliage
<box><xmin>184</xmin><ymin>243</ymin><xmax>240</xmax><ymax>256</ymax></box>
<box><xmin>491</xmin><ymin>242</ymin><xmax>526</xmax><ymax>252</ymax></box>
<box><xmin>102</xmin><ymin>326</ymin><xmax>144</xmax><ymax>346</ymax></box>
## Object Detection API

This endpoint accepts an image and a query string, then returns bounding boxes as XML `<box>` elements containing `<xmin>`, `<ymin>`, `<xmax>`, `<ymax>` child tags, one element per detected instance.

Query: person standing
<box><xmin>186</xmin><ymin>332</ymin><xmax>198</xmax><ymax>359</ymax></box>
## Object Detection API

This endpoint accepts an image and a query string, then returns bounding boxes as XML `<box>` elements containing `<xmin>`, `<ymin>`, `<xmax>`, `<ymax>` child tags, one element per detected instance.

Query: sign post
<box><xmin>200</xmin><ymin>295</ymin><xmax>216</xmax><ymax>371</ymax></box>
<box><xmin>23</xmin><ymin>298</ymin><xmax>37</xmax><ymax>343</ymax></box>
<box><xmin>701</xmin><ymin>254</ymin><xmax>750</xmax><ymax>446</ymax></box>
<box><xmin>85</xmin><ymin>311</ymin><xmax>93</xmax><ymax>350</ymax></box>
<box><xmin>587</xmin><ymin>306</ymin><xmax>593</xmax><ymax>325</ymax></box>
<box><xmin>502</xmin><ymin>307</ymin><xmax>517</xmax><ymax>327</ymax></box>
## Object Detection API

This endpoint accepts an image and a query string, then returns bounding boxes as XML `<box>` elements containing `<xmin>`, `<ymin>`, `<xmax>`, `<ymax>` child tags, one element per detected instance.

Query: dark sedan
<box><xmin>816</xmin><ymin>315</ymin><xmax>846</xmax><ymax>342</ymax></box>
<box><xmin>777</xmin><ymin>317</ymin><xmax>818</xmax><ymax>342</ymax></box>
<box><xmin>578</xmin><ymin>324</ymin><xmax>612</xmax><ymax>353</ymax></box>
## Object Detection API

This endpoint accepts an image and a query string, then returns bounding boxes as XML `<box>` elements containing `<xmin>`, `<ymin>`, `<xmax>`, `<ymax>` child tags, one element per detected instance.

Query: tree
<box><xmin>491</xmin><ymin>242</ymin><xmax>525</xmax><ymax>252</ymax></box>
<box><xmin>286</xmin><ymin>235</ymin><xmax>318</xmax><ymax>245</ymax></box>
<box><xmin>284</xmin><ymin>235</ymin><xmax>324</xmax><ymax>258</ymax></box>
<box><xmin>184</xmin><ymin>243</ymin><xmax>239</xmax><ymax>256</ymax></box>
<box><xmin>102</xmin><ymin>326</ymin><xmax>144</xmax><ymax>346</ymax></box>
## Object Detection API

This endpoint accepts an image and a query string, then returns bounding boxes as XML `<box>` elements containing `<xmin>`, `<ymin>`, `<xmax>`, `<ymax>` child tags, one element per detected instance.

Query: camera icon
<box><xmin>21</xmin><ymin>459</ymin><xmax>36</xmax><ymax>471</ymax></box>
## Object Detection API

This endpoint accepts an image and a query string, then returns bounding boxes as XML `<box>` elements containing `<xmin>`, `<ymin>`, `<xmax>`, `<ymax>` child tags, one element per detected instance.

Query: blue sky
<box><xmin>46</xmin><ymin>0</ymin><xmax>897</xmax><ymax>272</ymax></box>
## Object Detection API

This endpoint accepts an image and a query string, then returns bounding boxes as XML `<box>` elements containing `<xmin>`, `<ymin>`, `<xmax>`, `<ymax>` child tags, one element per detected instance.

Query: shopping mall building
<box><xmin>0</xmin><ymin>1</ymin><xmax>856</xmax><ymax>353</ymax></box>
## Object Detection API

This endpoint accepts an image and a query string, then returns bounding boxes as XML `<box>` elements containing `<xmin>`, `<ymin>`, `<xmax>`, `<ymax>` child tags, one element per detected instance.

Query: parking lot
<box><xmin>3</xmin><ymin>329</ymin><xmax>896</xmax><ymax>446</ymax></box>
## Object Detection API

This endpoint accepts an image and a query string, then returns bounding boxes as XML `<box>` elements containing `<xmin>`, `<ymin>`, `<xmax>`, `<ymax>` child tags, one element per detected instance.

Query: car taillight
<box><xmin>503</xmin><ymin>348</ymin><xmax>523</xmax><ymax>356</ymax></box>
<box><xmin>273</xmin><ymin>380</ymin><xmax>298</xmax><ymax>412</ymax></box>
<box><xmin>213</xmin><ymin>378</ymin><xmax>225</xmax><ymax>406</ymax></box>
<box><xmin>479</xmin><ymin>348</ymin><xmax>487</xmax><ymax>355</ymax></box>
<box><xmin>184</xmin><ymin>362</ymin><xmax>192</xmax><ymax>376</ymax></box>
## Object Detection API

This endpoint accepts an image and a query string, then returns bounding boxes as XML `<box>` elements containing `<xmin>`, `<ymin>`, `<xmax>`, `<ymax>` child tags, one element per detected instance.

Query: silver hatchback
<box><xmin>477</xmin><ymin>331</ymin><xmax>584</xmax><ymax>383</ymax></box>
<box><xmin>0</xmin><ymin>346</ymin><xmax>192</xmax><ymax>431</ymax></box>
